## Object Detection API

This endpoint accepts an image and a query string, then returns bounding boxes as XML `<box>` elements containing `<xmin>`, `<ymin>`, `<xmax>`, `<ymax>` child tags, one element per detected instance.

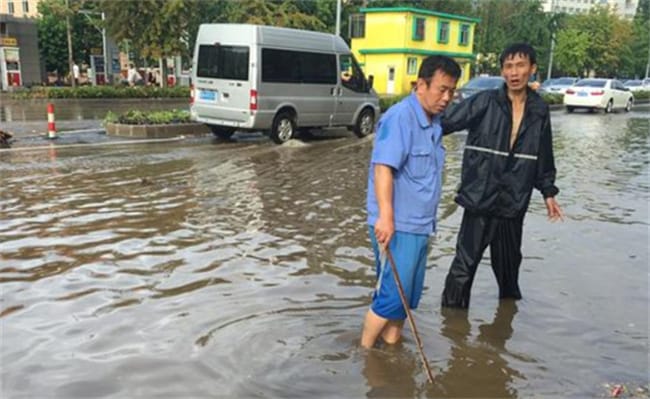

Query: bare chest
<box><xmin>510</xmin><ymin>103</ymin><xmax>525</xmax><ymax>149</ymax></box>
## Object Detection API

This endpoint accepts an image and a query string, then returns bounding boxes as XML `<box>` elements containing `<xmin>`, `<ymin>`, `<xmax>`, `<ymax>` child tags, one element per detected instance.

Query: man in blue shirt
<box><xmin>361</xmin><ymin>56</ymin><xmax>461</xmax><ymax>349</ymax></box>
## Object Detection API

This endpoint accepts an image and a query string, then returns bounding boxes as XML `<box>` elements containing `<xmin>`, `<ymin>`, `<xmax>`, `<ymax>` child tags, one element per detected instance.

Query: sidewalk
<box><xmin>0</xmin><ymin>119</ymin><xmax>103</xmax><ymax>138</ymax></box>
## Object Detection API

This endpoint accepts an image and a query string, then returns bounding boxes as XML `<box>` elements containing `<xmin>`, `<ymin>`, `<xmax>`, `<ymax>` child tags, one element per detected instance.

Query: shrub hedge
<box><xmin>104</xmin><ymin>109</ymin><xmax>191</xmax><ymax>125</ymax></box>
<box><xmin>12</xmin><ymin>85</ymin><xmax>190</xmax><ymax>100</ymax></box>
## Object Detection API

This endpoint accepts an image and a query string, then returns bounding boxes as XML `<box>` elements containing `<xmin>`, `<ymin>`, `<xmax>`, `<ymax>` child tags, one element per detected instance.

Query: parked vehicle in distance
<box><xmin>563</xmin><ymin>78</ymin><xmax>634</xmax><ymax>113</ymax></box>
<box><xmin>539</xmin><ymin>77</ymin><xmax>578</xmax><ymax>94</ymax></box>
<box><xmin>452</xmin><ymin>76</ymin><xmax>504</xmax><ymax>104</ymax></box>
<box><xmin>190</xmin><ymin>23</ymin><xmax>380</xmax><ymax>144</ymax></box>
<box><xmin>539</xmin><ymin>78</ymin><xmax>557</xmax><ymax>93</ymax></box>
<box><xmin>622</xmin><ymin>79</ymin><xmax>649</xmax><ymax>92</ymax></box>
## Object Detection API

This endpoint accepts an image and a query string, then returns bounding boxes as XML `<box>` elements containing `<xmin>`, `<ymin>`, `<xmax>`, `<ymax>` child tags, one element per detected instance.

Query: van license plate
<box><xmin>200</xmin><ymin>90</ymin><xmax>217</xmax><ymax>101</ymax></box>
<box><xmin>578</xmin><ymin>91</ymin><xmax>588</xmax><ymax>97</ymax></box>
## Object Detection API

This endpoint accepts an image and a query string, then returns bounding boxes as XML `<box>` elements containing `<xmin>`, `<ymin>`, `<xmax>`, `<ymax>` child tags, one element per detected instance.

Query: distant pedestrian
<box><xmin>72</xmin><ymin>62</ymin><xmax>80</xmax><ymax>86</ymax></box>
<box><xmin>440</xmin><ymin>43</ymin><xmax>563</xmax><ymax>309</ymax></box>
<box><xmin>361</xmin><ymin>55</ymin><xmax>461</xmax><ymax>349</ymax></box>
<box><xmin>127</xmin><ymin>63</ymin><xmax>143</xmax><ymax>86</ymax></box>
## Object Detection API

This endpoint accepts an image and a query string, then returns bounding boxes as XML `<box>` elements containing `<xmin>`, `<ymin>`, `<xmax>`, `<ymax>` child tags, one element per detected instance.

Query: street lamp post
<box><xmin>101</xmin><ymin>12</ymin><xmax>109</xmax><ymax>84</ymax></box>
<box><xmin>335</xmin><ymin>0</ymin><xmax>341</xmax><ymax>36</ymax></box>
<box><xmin>645</xmin><ymin>27</ymin><xmax>650</xmax><ymax>79</ymax></box>
<box><xmin>80</xmin><ymin>10</ymin><xmax>109</xmax><ymax>84</ymax></box>
<box><xmin>547</xmin><ymin>0</ymin><xmax>556</xmax><ymax>81</ymax></box>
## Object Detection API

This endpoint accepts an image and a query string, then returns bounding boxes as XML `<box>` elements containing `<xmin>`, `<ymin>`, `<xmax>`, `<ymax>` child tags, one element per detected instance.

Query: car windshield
<box><xmin>625</xmin><ymin>80</ymin><xmax>642</xmax><ymax>86</ymax></box>
<box><xmin>463</xmin><ymin>77</ymin><xmax>504</xmax><ymax>89</ymax></box>
<box><xmin>575</xmin><ymin>79</ymin><xmax>606</xmax><ymax>88</ymax></box>
<box><xmin>555</xmin><ymin>78</ymin><xmax>575</xmax><ymax>85</ymax></box>
<box><xmin>541</xmin><ymin>79</ymin><xmax>557</xmax><ymax>87</ymax></box>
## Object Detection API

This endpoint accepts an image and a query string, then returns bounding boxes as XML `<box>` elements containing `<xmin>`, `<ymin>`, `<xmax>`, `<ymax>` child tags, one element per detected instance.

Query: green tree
<box><xmin>567</xmin><ymin>7</ymin><xmax>632</xmax><ymax>77</ymax></box>
<box><xmin>629</xmin><ymin>0</ymin><xmax>650</xmax><ymax>78</ymax></box>
<box><xmin>473</xmin><ymin>0</ymin><xmax>551</xmax><ymax>76</ymax></box>
<box><xmin>221</xmin><ymin>0</ymin><xmax>325</xmax><ymax>30</ymax></box>
<box><xmin>37</xmin><ymin>0</ymin><xmax>101</xmax><ymax>78</ymax></box>
<box><xmin>99</xmin><ymin>0</ymin><xmax>201</xmax><ymax>86</ymax></box>
<box><xmin>553</xmin><ymin>28</ymin><xmax>590</xmax><ymax>76</ymax></box>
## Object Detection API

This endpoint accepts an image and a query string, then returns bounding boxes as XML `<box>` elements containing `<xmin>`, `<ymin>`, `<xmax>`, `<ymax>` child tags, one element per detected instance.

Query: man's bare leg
<box><xmin>381</xmin><ymin>320</ymin><xmax>404</xmax><ymax>344</ymax></box>
<box><xmin>361</xmin><ymin>308</ymin><xmax>389</xmax><ymax>348</ymax></box>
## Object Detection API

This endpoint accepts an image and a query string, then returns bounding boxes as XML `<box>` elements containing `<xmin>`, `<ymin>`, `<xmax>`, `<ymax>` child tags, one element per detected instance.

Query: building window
<box><xmin>0</xmin><ymin>23</ymin><xmax>6</xmax><ymax>35</ymax></box>
<box><xmin>22</xmin><ymin>1</ymin><xmax>29</xmax><ymax>13</ymax></box>
<box><xmin>412</xmin><ymin>17</ymin><xmax>425</xmax><ymax>41</ymax></box>
<box><xmin>407</xmin><ymin>57</ymin><xmax>418</xmax><ymax>75</ymax></box>
<box><xmin>438</xmin><ymin>20</ymin><xmax>449</xmax><ymax>43</ymax></box>
<box><xmin>350</xmin><ymin>14</ymin><xmax>365</xmax><ymax>39</ymax></box>
<box><xmin>459</xmin><ymin>24</ymin><xmax>470</xmax><ymax>46</ymax></box>
<box><xmin>8</xmin><ymin>1</ymin><xmax>15</xmax><ymax>14</ymax></box>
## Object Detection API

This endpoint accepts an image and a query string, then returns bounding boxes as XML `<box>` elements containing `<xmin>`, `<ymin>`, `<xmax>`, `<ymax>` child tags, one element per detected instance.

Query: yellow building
<box><xmin>351</xmin><ymin>7</ymin><xmax>479</xmax><ymax>96</ymax></box>
<box><xmin>0</xmin><ymin>0</ymin><xmax>40</xmax><ymax>18</ymax></box>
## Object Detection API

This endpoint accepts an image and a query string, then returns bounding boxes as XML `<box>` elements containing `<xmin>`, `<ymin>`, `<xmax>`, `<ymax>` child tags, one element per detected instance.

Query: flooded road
<box><xmin>1</xmin><ymin>108</ymin><xmax>648</xmax><ymax>398</ymax></box>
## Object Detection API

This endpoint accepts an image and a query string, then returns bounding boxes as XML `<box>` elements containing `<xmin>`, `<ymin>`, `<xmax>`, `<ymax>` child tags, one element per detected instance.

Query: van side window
<box><xmin>339</xmin><ymin>54</ymin><xmax>367</xmax><ymax>93</ymax></box>
<box><xmin>262</xmin><ymin>49</ymin><xmax>336</xmax><ymax>84</ymax></box>
<box><xmin>197</xmin><ymin>45</ymin><xmax>249</xmax><ymax>80</ymax></box>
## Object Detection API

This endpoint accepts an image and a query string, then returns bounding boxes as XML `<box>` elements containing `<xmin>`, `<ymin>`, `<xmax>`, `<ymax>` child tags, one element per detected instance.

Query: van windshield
<box><xmin>197</xmin><ymin>44</ymin><xmax>249</xmax><ymax>80</ymax></box>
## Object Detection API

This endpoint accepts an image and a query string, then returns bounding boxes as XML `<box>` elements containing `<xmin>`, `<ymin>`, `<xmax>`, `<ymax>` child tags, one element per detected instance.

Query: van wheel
<box><xmin>353</xmin><ymin>108</ymin><xmax>375</xmax><ymax>138</ymax></box>
<box><xmin>270</xmin><ymin>112</ymin><xmax>296</xmax><ymax>144</ymax></box>
<box><xmin>210</xmin><ymin>126</ymin><xmax>235</xmax><ymax>139</ymax></box>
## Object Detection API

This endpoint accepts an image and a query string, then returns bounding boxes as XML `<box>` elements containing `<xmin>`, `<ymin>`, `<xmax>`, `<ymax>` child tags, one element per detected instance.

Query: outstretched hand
<box><xmin>545</xmin><ymin>197</ymin><xmax>564</xmax><ymax>222</ymax></box>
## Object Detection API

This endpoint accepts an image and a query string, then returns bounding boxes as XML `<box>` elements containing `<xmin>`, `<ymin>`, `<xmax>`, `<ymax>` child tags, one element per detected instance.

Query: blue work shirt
<box><xmin>367</xmin><ymin>92</ymin><xmax>445</xmax><ymax>235</ymax></box>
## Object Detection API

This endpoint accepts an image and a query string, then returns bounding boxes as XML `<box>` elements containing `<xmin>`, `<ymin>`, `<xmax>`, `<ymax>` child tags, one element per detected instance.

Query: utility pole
<box><xmin>102</xmin><ymin>12</ymin><xmax>109</xmax><ymax>84</ymax></box>
<box><xmin>80</xmin><ymin>10</ymin><xmax>109</xmax><ymax>85</ymax></box>
<box><xmin>335</xmin><ymin>0</ymin><xmax>341</xmax><ymax>36</ymax></box>
<box><xmin>547</xmin><ymin>0</ymin><xmax>556</xmax><ymax>81</ymax></box>
<box><xmin>645</xmin><ymin>27</ymin><xmax>650</xmax><ymax>79</ymax></box>
<box><xmin>66</xmin><ymin>0</ymin><xmax>75</xmax><ymax>87</ymax></box>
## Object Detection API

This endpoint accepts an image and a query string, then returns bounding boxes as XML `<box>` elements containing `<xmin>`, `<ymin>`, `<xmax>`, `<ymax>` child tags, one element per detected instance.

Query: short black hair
<box><xmin>500</xmin><ymin>43</ymin><xmax>537</xmax><ymax>67</ymax></box>
<box><xmin>418</xmin><ymin>55</ymin><xmax>461</xmax><ymax>83</ymax></box>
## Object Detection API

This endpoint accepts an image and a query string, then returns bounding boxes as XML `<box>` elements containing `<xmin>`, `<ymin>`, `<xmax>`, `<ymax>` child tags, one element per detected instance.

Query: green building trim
<box><xmin>358</xmin><ymin>48</ymin><xmax>476</xmax><ymax>60</ymax></box>
<box><xmin>360</xmin><ymin>7</ymin><xmax>481</xmax><ymax>24</ymax></box>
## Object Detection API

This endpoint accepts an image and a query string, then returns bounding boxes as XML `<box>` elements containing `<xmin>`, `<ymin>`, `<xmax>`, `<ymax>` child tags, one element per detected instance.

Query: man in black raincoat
<box><xmin>441</xmin><ymin>43</ymin><xmax>563</xmax><ymax>309</ymax></box>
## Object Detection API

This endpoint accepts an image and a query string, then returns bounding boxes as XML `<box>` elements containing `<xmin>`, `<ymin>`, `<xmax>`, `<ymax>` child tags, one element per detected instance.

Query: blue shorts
<box><xmin>368</xmin><ymin>226</ymin><xmax>429</xmax><ymax>320</ymax></box>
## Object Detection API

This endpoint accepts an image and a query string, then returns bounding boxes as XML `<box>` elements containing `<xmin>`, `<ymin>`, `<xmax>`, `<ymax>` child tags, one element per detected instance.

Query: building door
<box><xmin>386</xmin><ymin>66</ymin><xmax>395</xmax><ymax>95</ymax></box>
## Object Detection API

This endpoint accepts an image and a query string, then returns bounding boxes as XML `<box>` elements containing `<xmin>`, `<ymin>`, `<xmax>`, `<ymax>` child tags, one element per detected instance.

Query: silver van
<box><xmin>190</xmin><ymin>23</ymin><xmax>380</xmax><ymax>144</ymax></box>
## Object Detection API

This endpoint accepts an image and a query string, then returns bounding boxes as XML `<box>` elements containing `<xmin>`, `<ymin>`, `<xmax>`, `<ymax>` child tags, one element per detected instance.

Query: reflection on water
<box><xmin>435</xmin><ymin>301</ymin><xmax>522</xmax><ymax>398</ymax></box>
<box><xmin>362</xmin><ymin>301</ymin><xmax>523</xmax><ymax>398</ymax></box>
<box><xmin>0</xmin><ymin>111</ymin><xmax>648</xmax><ymax>397</ymax></box>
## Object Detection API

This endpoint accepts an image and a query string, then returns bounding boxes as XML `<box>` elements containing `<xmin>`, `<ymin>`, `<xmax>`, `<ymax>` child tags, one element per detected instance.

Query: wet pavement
<box><xmin>0</xmin><ymin>106</ymin><xmax>648</xmax><ymax>398</ymax></box>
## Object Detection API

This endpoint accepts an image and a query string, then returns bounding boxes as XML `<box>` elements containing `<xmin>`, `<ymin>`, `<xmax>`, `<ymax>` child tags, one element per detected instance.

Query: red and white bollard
<box><xmin>47</xmin><ymin>103</ymin><xmax>57</xmax><ymax>139</ymax></box>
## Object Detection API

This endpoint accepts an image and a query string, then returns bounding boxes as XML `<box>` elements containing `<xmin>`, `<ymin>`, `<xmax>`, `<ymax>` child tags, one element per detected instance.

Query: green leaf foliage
<box><xmin>103</xmin><ymin>109</ymin><xmax>191</xmax><ymax>125</ymax></box>
<box><xmin>37</xmin><ymin>0</ymin><xmax>102</xmax><ymax>75</ymax></box>
<box><xmin>11</xmin><ymin>85</ymin><xmax>190</xmax><ymax>99</ymax></box>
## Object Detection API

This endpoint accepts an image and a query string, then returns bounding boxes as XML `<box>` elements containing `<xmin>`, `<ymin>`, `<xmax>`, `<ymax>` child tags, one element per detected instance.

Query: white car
<box><xmin>623</xmin><ymin>79</ymin><xmax>649</xmax><ymax>92</ymax></box>
<box><xmin>564</xmin><ymin>78</ymin><xmax>634</xmax><ymax>113</ymax></box>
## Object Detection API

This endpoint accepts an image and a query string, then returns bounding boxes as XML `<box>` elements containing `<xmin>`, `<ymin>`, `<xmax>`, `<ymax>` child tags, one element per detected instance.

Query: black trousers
<box><xmin>441</xmin><ymin>210</ymin><xmax>525</xmax><ymax>308</ymax></box>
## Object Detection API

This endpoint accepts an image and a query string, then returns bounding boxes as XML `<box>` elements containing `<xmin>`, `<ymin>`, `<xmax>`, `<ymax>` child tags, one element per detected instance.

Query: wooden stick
<box><xmin>385</xmin><ymin>247</ymin><xmax>435</xmax><ymax>384</ymax></box>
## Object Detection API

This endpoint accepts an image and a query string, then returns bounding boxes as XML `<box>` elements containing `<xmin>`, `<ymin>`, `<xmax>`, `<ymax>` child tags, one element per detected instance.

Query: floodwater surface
<box><xmin>1</xmin><ymin>108</ymin><xmax>648</xmax><ymax>398</ymax></box>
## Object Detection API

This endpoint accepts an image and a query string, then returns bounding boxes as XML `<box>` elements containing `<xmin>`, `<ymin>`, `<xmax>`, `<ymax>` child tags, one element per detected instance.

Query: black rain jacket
<box><xmin>442</xmin><ymin>84</ymin><xmax>559</xmax><ymax>218</ymax></box>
